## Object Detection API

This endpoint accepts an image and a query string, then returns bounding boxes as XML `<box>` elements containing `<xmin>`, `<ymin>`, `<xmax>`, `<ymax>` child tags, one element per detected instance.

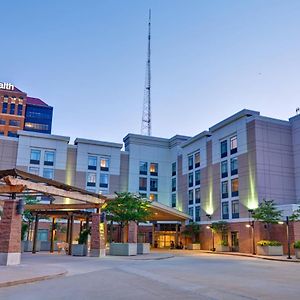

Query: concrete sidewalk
<box><xmin>153</xmin><ymin>248</ymin><xmax>300</xmax><ymax>262</ymax></box>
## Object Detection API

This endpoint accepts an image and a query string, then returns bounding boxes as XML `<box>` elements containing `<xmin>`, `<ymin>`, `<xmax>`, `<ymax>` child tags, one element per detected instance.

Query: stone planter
<box><xmin>187</xmin><ymin>243</ymin><xmax>201</xmax><ymax>250</ymax></box>
<box><xmin>22</xmin><ymin>241</ymin><xmax>41</xmax><ymax>252</ymax></box>
<box><xmin>295</xmin><ymin>248</ymin><xmax>300</xmax><ymax>259</ymax></box>
<box><xmin>216</xmin><ymin>245</ymin><xmax>230</xmax><ymax>252</ymax></box>
<box><xmin>137</xmin><ymin>243</ymin><xmax>150</xmax><ymax>254</ymax></box>
<box><xmin>40</xmin><ymin>241</ymin><xmax>58</xmax><ymax>251</ymax></box>
<box><xmin>72</xmin><ymin>244</ymin><xmax>87</xmax><ymax>256</ymax></box>
<box><xmin>257</xmin><ymin>245</ymin><xmax>283</xmax><ymax>256</ymax></box>
<box><xmin>110</xmin><ymin>243</ymin><xmax>137</xmax><ymax>256</ymax></box>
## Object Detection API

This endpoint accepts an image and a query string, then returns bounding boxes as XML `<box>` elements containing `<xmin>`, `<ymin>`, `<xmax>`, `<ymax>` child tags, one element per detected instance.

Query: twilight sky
<box><xmin>1</xmin><ymin>0</ymin><xmax>300</xmax><ymax>143</ymax></box>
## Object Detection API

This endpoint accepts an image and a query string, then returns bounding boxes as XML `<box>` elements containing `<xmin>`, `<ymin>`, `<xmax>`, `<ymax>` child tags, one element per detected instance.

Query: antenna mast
<box><xmin>141</xmin><ymin>9</ymin><xmax>152</xmax><ymax>136</ymax></box>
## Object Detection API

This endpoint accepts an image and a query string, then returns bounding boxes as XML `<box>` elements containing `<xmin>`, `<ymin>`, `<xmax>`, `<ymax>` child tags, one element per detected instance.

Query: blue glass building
<box><xmin>24</xmin><ymin>97</ymin><xmax>53</xmax><ymax>134</ymax></box>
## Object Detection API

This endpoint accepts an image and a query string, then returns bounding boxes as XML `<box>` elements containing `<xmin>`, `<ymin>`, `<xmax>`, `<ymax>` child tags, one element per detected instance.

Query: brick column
<box><xmin>127</xmin><ymin>221</ymin><xmax>138</xmax><ymax>243</ymax></box>
<box><xmin>90</xmin><ymin>212</ymin><xmax>106</xmax><ymax>257</ymax></box>
<box><xmin>0</xmin><ymin>200</ymin><xmax>22</xmax><ymax>265</ymax></box>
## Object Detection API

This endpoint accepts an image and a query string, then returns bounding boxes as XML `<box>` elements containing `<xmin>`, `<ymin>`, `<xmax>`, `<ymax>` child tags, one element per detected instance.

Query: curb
<box><xmin>129</xmin><ymin>255</ymin><xmax>174</xmax><ymax>261</ymax></box>
<box><xmin>0</xmin><ymin>271</ymin><xmax>67</xmax><ymax>288</ymax></box>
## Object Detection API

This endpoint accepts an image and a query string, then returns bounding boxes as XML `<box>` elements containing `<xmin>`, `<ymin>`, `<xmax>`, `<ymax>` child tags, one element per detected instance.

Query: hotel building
<box><xmin>0</xmin><ymin>109</ymin><xmax>300</xmax><ymax>252</ymax></box>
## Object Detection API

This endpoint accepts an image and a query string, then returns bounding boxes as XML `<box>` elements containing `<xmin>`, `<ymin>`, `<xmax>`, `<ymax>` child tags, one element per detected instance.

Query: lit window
<box><xmin>43</xmin><ymin>168</ymin><xmax>54</xmax><ymax>179</ymax></box>
<box><xmin>194</xmin><ymin>152</ymin><xmax>200</xmax><ymax>168</ymax></box>
<box><xmin>29</xmin><ymin>167</ymin><xmax>39</xmax><ymax>175</ymax></box>
<box><xmin>100</xmin><ymin>158</ymin><xmax>110</xmax><ymax>171</ymax></box>
<box><xmin>222</xmin><ymin>181</ymin><xmax>228</xmax><ymax>199</ymax></box>
<box><xmin>231</xmin><ymin>157</ymin><xmax>238</xmax><ymax>176</ymax></box>
<box><xmin>232</xmin><ymin>200</ymin><xmax>239</xmax><ymax>218</ymax></box>
<box><xmin>188</xmin><ymin>155</ymin><xmax>193</xmax><ymax>170</ymax></box>
<box><xmin>87</xmin><ymin>173</ymin><xmax>96</xmax><ymax>187</ymax></box>
<box><xmin>171</xmin><ymin>194</ymin><xmax>176</xmax><ymax>208</ymax></box>
<box><xmin>231</xmin><ymin>178</ymin><xmax>239</xmax><ymax>197</ymax></box>
<box><xmin>44</xmin><ymin>151</ymin><xmax>55</xmax><ymax>166</ymax></box>
<box><xmin>149</xmin><ymin>193</ymin><xmax>158</xmax><ymax>201</ymax></box>
<box><xmin>30</xmin><ymin>149</ymin><xmax>41</xmax><ymax>164</ymax></box>
<box><xmin>100</xmin><ymin>173</ymin><xmax>109</xmax><ymax>188</ymax></box>
<box><xmin>88</xmin><ymin>156</ymin><xmax>97</xmax><ymax>170</ymax></box>
<box><xmin>195</xmin><ymin>206</ymin><xmax>200</xmax><ymax>222</ymax></box>
<box><xmin>230</xmin><ymin>136</ymin><xmax>237</xmax><ymax>154</ymax></box>
<box><xmin>188</xmin><ymin>190</ymin><xmax>193</xmax><ymax>205</ymax></box>
<box><xmin>221</xmin><ymin>161</ymin><xmax>228</xmax><ymax>178</ymax></box>
<box><xmin>150</xmin><ymin>163</ymin><xmax>158</xmax><ymax>176</ymax></box>
<box><xmin>172</xmin><ymin>177</ymin><xmax>176</xmax><ymax>192</ymax></box>
<box><xmin>150</xmin><ymin>178</ymin><xmax>158</xmax><ymax>192</ymax></box>
<box><xmin>139</xmin><ymin>177</ymin><xmax>147</xmax><ymax>191</ymax></box>
<box><xmin>195</xmin><ymin>170</ymin><xmax>200</xmax><ymax>186</ymax></box>
<box><xmin>195</xmin><ymin>187</ymin><xmax>200</xmax><ymax>204</ymax></box>
<box><xmin>139</xmin><ymin>161</ymin><xmax>148</xmax><ymax>175</ymax></box>
<box><xmin>221</xmin><ymin>140</ymin><xmax>227</xmax><ymax>158</ymax></box>
<box><xmin>10</xmin><ymin>103</ymin><xmax>15</xmax><ymax>114</ymax></box>
<box><xmin>172</xmin><ymin>162</ymin><xmax>176</xmax><ymax>176</ymax></box>
<box><xmin>188</xmin><ymin>173</ymin><xmax>193</xmax><ymax>187</ymax></box>
<box><xmin>222</xmin><ymin>202</ymin><xmax>229</xmax><ymax>219</ymax></box>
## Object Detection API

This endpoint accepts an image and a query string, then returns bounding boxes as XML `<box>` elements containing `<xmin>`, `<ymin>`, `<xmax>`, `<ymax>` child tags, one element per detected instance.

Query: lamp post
<box><xmin>279</xmin><ymin>216</ymin><xmax>292</xmax><ymax>259</ymax></box>
<box><xmin>206</xmin><ymin>214</ymin><xmax>215</xmax><ymax>251</ymax></box>
<box><xmin>246</xmin><ymin>209</ymin><xmax>256</xmax><ymax>255</ymax></box>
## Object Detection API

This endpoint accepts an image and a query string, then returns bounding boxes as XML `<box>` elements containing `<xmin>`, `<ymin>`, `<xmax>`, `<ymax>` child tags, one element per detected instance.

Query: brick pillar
<box><xmin>90</xmin><ymin>212</ymin><xmax>106</xmax><ymax>257</ymax></box>
<box><xmin>127</xmin><ymin>221</ymin><xmax>138</xmax><ymax>243</ymax></box>
<box><xmin>0</xmin><ymin>200</ymin><xmax>21</xmax><ymax>265</ymax></box>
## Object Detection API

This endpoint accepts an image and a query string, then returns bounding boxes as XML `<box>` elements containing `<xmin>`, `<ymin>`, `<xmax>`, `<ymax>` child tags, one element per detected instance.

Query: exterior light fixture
<box><xmin>245</xmin><ymin>224</ymin><xmax>251</xmax><ymax>228</ymax></box>
<box><xmin>247</xmin><ymin>209</ymin><xmax>256</xmax><ymax>255</ymax></box>
<box><xmin>206</xmin><ymin>226</ymin><xmax>210</xmax><ymax>229</ymax></box>
<box><xmin>278</xmin><ymin>221</ymin><xmax>284</xmax><ymax>225</ymax></box>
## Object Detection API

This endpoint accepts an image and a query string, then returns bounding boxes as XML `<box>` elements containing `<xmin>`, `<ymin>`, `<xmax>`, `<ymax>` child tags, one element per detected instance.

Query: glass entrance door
<box><xmin>231</xmin><ymin>231</ymin><xmax>239</xmax><ymax>252</ymax></box>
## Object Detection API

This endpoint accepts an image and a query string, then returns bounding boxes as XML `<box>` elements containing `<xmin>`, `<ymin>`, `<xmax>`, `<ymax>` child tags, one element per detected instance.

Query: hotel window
<box><xmin>9</xmin><ymin>120</ymin><xmax>20</xmax><ymax>127</ymax></box>
<box><xmin>88</xmin><ymin>156</ymin><xmax>97</xmax><ymax>170</ymax></box>
<box><xmin>150</xmin><ymin>178</ymin><xmax>158</xmax><ymax>192</ymax></box>
<box><xmin>230</xmin><ymin>136</ymin><xmax>237</xmax><ymax>155</ymax></box>
<box><xmin>43</xmin><ymin>168</ymin><xmax>54</xmax><ymax>179</ymax></box>
<box><xmin>87</xmin><ymin>173</ymin><xmax>96</xmax><ymax>187</ymax></box>
<box><xmin>188</xmin><ymin>207</ymin><xmax>194</xmax><ymax>219</ymax></box>
<box><xmin>2</xmin><ymin>102</ymin><xmax>8</xmax><ymax>114</ymax></box>
<box><xmin>139</xmin><ymin>161</ymin><xmax>148</xmax><ymax>175</ymax></box>
<box><xmin>188</xmin><ymin>155</ymin><xmax>193</xmax><ymax>170</ymax></box>
<box><xmin>172</xmin><ymin>177</ymin><xmax>176</xmax><ymax>192</ymax></box>
<box><xmin>0</xmin><ymin>119</ymin><xmax>5</xmax><ymax>125</ymax></box>
<box><xmin>221</xmin><ymin>140</ymin><xmax>227</xmax><ymax>158</ymax></box>
<box><xmin>8</xmin><ymin>131</ymin><xmax>18</xmax><ymax>137</ymax></box>
<box><xmin>230</xmin><ymin>157</ymin><xmax>238</xmax><ymax>176</ymax></box>
<box><xmin>100</xmin><ymin>158</ymin><xmax>110</xmax><ymax>172</ymax></box>
<box><xmin>231</xmin><ymin>178</ymin><xmax>239</xmax><ymax>197</ymax></box>
<box><xmin>188</xmin><ymin>190</ymin><xmax>194</xmax><ymax>205</ymax></box>
<box><xmin>195</xmin><ymin>187</ymin><xmax>200</xmax><ymax>204</ymax></box>
<box><xmin>232</xmin><ymin>200</ymin><xmax>239</xmax><ymax>219</ymax></box>
<box><xmin>17</xmin><ymin>104</ymin><xmax>23</xmax><ymax>116</ymax></box>
<box><xmin>150</xmin><ymin>163</ymin><xmax>158</xmax><ymax>176</ymax></box>
<box><xmin>29</xmin><ymin>167</ymin><xmax>39</xmax><ymax>176</ymax></box>
<box><xmin>100</xmin><ymin>173</ymin><xmax>109</xmax><ymax>188</ymax></box>
<box><xmin>195</xmin><ymin>206</ymin><xmax>200</xmax><ymax>222</ymax></box>
<box><xmin>44</xmin><ymin>151</ymin><xmax>55</xmax><ymax>166</ymax></box>
<box><xmin>221</xmin><ymin>161</ymin><xmax>228</xmax><ymax>178</ymax></box>
<box><xmin>188</xmin><ymin>173</ymin><xmax>193</xmax><ymax>187</ymax></box>
<box><xmin>139</xmin><ymin>177</ymin><xmax>147</xmax><ymax>191</ymax></box>
<box><xmin>10</xmin><ymin>103</ymin><xmax>15</xmax><ymax>115</ymax></box>
<box><xmin>30</xmin><ymin>149</ymin><xmax>41</xmax><ymax>165</ymax></box>
<box><xmin>171</xmin><ymin>194</ymin><xmax>176</xmax><ymax>208</ymax></box>
<box><xmin>194</xmin><ymin>152</ymin><xmax>200</xmax><ymax>168</ymax></box>
<box><xmin>195</xmin><ymin>170</ymin><xmax>200</xmax><ymax>186</ymax></box>
<box><xmin>149</xmin><ymin>193</ymin><xmax>158</xmax><ymax>201</ymax></box>
<box><xmin>222</xmin><ymin>202</ymin><xmax>229</xmax><ymax>219</ymax></box>
<box><xmin>172</xmin><ymin>162</ymin><xmax>176</xmax><ymax>176</ymax></box>
<box><xmin>221</xmin><ymin>181</ymin><xmax>228</xmax><ymax>199</ymax></box>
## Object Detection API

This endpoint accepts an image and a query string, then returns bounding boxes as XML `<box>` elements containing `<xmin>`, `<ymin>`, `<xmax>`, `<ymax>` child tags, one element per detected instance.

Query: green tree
<box><xmin>103</xmin><ymin>192</ymin><xmax>151</xmax><ymax>242</ymax></box>
<box><xmin>290</xmin><ymin>206</ymin><xmax>300</xmax><ymax>222</ymax></box>
<box><xmin>252</xmin><ymin>199</ymin><xmax>282</xmax><ymax>239</ymax></box>
<box><xmin>211</xmin><ymin>221</ymin><xmax>229</xmax><ymax>245</ymax></box>
<box><xmin>182</xmin><ymin>222</ymin><xmax>201</xmax><ymax>243</ymax></box>
<box><xmin>22</xmin><ymin>196</ymin><xmax>40</xmax><ymax>241</ymax></box>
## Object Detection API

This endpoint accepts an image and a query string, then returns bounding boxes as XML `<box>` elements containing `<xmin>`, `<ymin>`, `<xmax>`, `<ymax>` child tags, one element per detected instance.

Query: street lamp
<box><xmin>206</xmin><ymin>214</ymin><xmax>215</xmax><ymax>251</ymax></box>
<box><xmin>246</xmin><ymin>209</ymin><xmax>256</xmax><ymax>255</ymax></box>
<box><xmin>278</xmin><ymin>216</ymin><xmax>292</xmax><ymax>259</ymax></box>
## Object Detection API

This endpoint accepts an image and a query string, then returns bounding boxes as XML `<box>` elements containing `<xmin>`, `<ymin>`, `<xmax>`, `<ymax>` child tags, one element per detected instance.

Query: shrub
<box><xmin>220</xmin><ymin>240</ymin><xmax>229</xmax><ymax>246</ymax></box>
<box><xmin>257</xmin><ymin>240</ymin><xmax>282</xmax><ymax>246</ymax></box>
<box><xmin>294</xmin><ymin>241</ymin><xmax>300</xmax><ymax>249</ymax></box>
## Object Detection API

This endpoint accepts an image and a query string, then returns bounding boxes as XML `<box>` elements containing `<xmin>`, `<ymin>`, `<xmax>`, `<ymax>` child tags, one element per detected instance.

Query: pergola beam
<box><xmin>25</xmin><ymin>203</ymin><xmax>102</xmax><ymax>211</ymax></box>
<box><xmin>0</xmin><ymin>184</ymin><xmax>26</xmax><ymax>193</ymax></box>
<box><xmin>3</xmin><ymin>176</ymin><xmax>104</xmax><ymax>204</ymax></box>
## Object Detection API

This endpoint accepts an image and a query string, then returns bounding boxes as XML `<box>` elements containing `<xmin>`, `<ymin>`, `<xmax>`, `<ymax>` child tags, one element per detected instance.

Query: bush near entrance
<box><xmin>294</xmin><ymin>241</ymin><xmax>300</xmax><ymax>249</ymax></box>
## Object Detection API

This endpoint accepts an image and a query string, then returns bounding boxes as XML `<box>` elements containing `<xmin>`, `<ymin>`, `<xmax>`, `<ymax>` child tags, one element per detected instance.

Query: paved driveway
<box><xmin>0</xmin><ymin>252</ymin><xmax>299</xmax><ymax>300</ymax></box>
